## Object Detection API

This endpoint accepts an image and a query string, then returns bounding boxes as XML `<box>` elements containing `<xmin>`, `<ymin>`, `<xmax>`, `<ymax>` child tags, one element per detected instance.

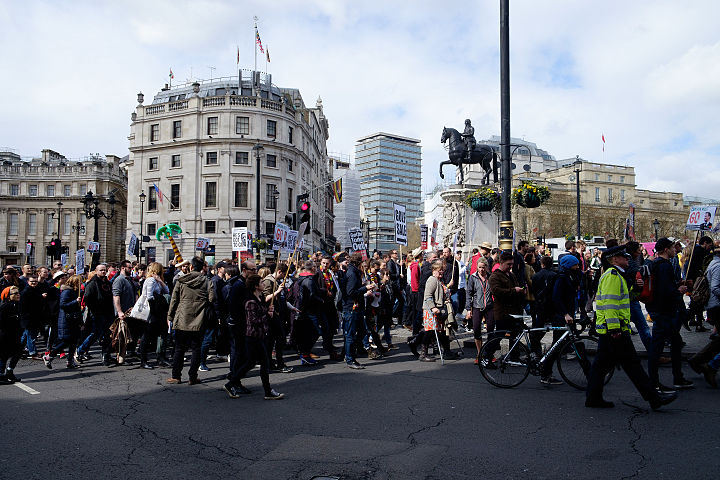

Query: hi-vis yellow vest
<box><xmin>595</xmin><ymin>267</ymin><xmax>631</xmax><ymax>334</ymax></box>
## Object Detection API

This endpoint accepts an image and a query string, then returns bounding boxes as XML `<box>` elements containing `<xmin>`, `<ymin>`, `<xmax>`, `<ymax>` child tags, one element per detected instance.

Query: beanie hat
<box><xmin>559</xmin><ymin>254</ymin><xmax>579</xmax><ymax>270</ymax></box>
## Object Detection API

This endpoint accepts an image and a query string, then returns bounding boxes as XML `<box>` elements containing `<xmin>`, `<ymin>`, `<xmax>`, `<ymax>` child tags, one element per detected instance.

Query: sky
<box><xmin>1</xmin><ymin>0</ymin><xmax>719</xmax><ymax>199</ymax></box>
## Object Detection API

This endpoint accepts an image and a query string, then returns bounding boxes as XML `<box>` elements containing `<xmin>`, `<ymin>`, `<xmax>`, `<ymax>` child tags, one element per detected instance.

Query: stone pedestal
<box><xmin>439</xmin><ymin>185</ymin><xmax>499</xmax><ymax>254</ymax></box>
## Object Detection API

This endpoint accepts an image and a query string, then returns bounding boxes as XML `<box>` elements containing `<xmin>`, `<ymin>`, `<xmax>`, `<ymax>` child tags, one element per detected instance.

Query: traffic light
<box><xmin>296</xmin><ymin>194</ymin><xmax>310</xmax><ymax>234</ymax></box>
<box><xmin>49</xmin><ymin>238</ymin><xmax>59</xmax><ymax>259</ymax></box>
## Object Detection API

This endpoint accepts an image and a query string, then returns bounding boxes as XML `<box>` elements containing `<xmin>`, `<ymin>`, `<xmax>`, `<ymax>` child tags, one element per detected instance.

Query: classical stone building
<box><xmin>126</xmin><ymin>70</ymin><xmax>334</xmax><ymax>263</ymax></box>
<box><xmin>0</xmin><ymin>148</ymin><xmax>128</xmax><ymax>267</ymax></box>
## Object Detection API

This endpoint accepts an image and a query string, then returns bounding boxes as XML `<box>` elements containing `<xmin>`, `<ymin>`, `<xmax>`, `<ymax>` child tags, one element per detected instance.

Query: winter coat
<box><xmin>465</xmin><ymin>272</ymin><xmax>493</xmax><ymax>311</ymax></box>
<box><xmin>58</xmin><ymin>285</ymin><xmax>82</xmax><ymax>341</ymax></box>
<box><xmin>341</xmin><ymin>264</ymin><xmax>368</xmax><ymax>314</ymax></box>
<box><xmin>245</xmin><ymin>295</ymin><xmax>270</xmax><ymax>339</ymax></box>
<box><xmin>705</xmin><ymin>256</ymin><xmax>720</xmax><ymax>310</ymax></box>
<box><xmin>423</xmin><ymin>276</ymin><xmax>446</xmax><ymax>312</ymax></box>
<box><xmin>84</xmin><ymin>276</ymin><xmax>114</xmax><ymax>319</ymax></box>
<box><xmin>552</xmin><ymin>271</ymin><xmax>577</xmax><ymax>320</ymax></box>
<box><xmin>167</xmin><ymin>271</ymin><xmax>214</xmax><ymax>332</ymax></box>
<box><xmin>0</xmin><ymin>300</ymin><xmax>22</xmax><ymax>353</ymax></box>
<box><xmin>20</xmin><ymin>285</ymin><xmax>46</xmax><ymax>330</ymax></box>
<box><xmin>489</xmin><ymin>269</ymin><xmax>525</xmax><ymax>321</ymax></box>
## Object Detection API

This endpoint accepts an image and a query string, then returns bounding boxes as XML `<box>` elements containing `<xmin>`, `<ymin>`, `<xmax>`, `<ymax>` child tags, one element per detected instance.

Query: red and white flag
<box><xmin>169</xmin><ymin>68</ymin><xmax>174</xmax><ymax>80</ymax></box>
<box><xmin>255</xmin><ymin>27</ymin><xmax>264</xmax><ymax>53</ymax></box>
<box><xmin>602</xmin><ymin>133</ymin><xmax>605</xmax><ymax>152</ymax></box>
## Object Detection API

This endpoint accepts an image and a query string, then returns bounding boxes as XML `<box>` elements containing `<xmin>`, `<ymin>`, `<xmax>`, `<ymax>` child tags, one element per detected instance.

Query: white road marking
<box><xmin>14</xmin><ymin>382</ymin><xmax>40</xmax><ymax>395</ymax></box>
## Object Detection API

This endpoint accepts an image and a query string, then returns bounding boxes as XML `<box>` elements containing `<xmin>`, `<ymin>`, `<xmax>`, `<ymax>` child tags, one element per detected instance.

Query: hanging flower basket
<box><xmin>512</xmin><ymin>181</ymin><xmax>550</xmax><ymax>209</ymax></box>
<box><xmin>464</xmin><ymin>187</ymin><xmax>501</xmax><ymax>213</ymax></box>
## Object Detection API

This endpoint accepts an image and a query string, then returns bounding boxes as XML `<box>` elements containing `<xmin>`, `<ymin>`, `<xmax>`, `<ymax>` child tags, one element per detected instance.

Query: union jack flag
<box><xmin>255</xmin><ymin>27</ymin><xmax>264</xmax><ymax>54</ymax></box>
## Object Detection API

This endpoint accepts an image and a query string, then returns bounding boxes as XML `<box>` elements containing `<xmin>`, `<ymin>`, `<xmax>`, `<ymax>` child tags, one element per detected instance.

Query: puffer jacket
<box><xmin>705</xmin><ymin>256</ymin><xmax>720</xmax><ymax>310</ymax></box>
<box><xmin>58</xmin><ymin>285</ymin><xmax>82</xmax><ymax>341</ymax></box>
<box><xmin>167</xmin><ymin>271</ymin><xmax>214</xmax><ymax>332</ymax></box>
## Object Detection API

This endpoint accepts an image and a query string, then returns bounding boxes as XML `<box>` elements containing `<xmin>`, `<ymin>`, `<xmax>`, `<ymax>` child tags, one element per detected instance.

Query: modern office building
<box><xmin>330</xmin><ymin>154</ymin><xmax>360</xmax><ymax>249</ymax></box>
<box><xmin>126</xmin><ymin>69</ymin><xmax>335</xmax><ymax>262</ymax></box>
<box><xmin>0</xmin><ymin>148</ymin><xmax>128</xmax><ymax>267</ymax></box>
<box><xmin>355</xmin><ymin>132</ymin><xmax>422</xmax><ymax>253</ymax></box>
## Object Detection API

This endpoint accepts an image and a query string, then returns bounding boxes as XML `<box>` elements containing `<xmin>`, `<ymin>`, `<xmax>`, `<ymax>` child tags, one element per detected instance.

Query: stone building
<box><xmin>125</xmin><ymin>70</ymin><xmax>334</xmax><ymax>263</ymax></box>
<box><xmin>0</xmin><ymin>148</ymin><xmax>128</xmax><ymax>267</ymax></box>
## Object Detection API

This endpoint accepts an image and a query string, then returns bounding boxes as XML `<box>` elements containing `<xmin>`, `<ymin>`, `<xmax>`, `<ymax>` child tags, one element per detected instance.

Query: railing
<box><xmin>261</xmin><ymin>99</ymin><xmax>282</xmax><ymax>112</ymax></box>
<box><xmin>169</xmin><ymin>101</ymin><xmax>188</xmax><ymax>111</ymax></box>
<box><xmin>230</xmin><ymin>96</ymin><xmax>257</xmax><ymax>106</ymax></box>
<box><xmin>202</xmin><ymin>97</ymin><xmax>226</xmax><ymax>107</ymax></box>
<box><xmin>145</xmin><ymin>105</ymin><xmax>165</xmax><ymax>115</ymax></box>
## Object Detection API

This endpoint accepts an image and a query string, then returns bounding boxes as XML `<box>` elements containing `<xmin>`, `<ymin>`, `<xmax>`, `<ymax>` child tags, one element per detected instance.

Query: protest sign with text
<box><xmin>393</xmin><ymin>203</ymin><xmax>407</xmax><ymax>246</ymax></box>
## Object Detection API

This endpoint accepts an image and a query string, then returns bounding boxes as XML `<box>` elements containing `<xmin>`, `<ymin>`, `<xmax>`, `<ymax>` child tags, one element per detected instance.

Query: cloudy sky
<box><xmin>1</xmin><ymin>0</ymin><xmax>719</xmax><ymax>198</ymax></box>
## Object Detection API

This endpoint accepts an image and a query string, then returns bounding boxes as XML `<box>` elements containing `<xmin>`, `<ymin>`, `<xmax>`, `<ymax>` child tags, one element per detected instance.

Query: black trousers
<box><xmin>228</xmin><ymin>323</ymin><xmax>246</xmax><ymax>379</ymax></box>
<box><xmin>229</xmin><ymin>337</ymin><xmax>272</xmax><ymax>395</ymax></box>
<box><xmin>171</xmin><ymin>330</ymin><xmax>202</xmax><ymax>380</ymax></box>
<box><xmin>266</xmin><ymin>314</ymin><xmax>287</xmax><ymax>367</ymax></box>
<box><xmin>586</xmin><ymin>333</ymin><xmax>657</xmax><ymax>402</ymax></box>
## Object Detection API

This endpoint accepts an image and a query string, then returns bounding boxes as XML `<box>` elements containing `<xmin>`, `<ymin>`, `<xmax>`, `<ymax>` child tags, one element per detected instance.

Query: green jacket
<box><xmin>167</xmin><ymin>271</ymin><xmax>214</xmax><ymax>332</ymax></box>
<box><xmin>595</xmin><ymin>267</ymin><xmax>631</xmax><ymax>334</ymax></box>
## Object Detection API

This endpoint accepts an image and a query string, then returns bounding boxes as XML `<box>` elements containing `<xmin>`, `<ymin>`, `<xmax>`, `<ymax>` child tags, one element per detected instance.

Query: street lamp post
<box><xmin>139</xmin><ymin>191</ymin><xmax>146</xmax><ymax>265</ymax></box>
<box><xmin>253</xmin><ymin>143</ymin><xmax>264</xmax><ymax>258</ymax></box>
<box><xmin>653</xmin><ymin>218</ymin><xmax>660</xmax><ymax>240</ymax></box>
<box><xmin>81</xmin><ymin>191</ymin><xmax>116</xmax><ymax>270</ymax></box>
<box><xmin>72</xmin><ymin>221</ymin><xmax>85</xmax><ymax>254</ymax></box>
<box><xmin>374</xmin><ymin>206</ymin><xmax>380</xmax><ymax>253</ymax></box>
<box><xmin>498</xmin><ymin>0</ymin><xmax>514</xmax><ymax>252</ymax></box>
<box><xmin>573</xmin><ymin>155</ymin><xmax>582</xmax><ymax>240</ymax></box>
<box><xmin>56</xmin><ymin>201</ymin><xmax>63</xmax><ymax>262</ymax></box>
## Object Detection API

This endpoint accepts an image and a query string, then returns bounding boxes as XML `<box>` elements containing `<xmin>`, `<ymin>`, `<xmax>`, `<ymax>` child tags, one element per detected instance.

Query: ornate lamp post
<box><xmin>81</xmin><ymin>191</ymin><xmax>116</xmax><ymax>269</ymax></box>
<box><xmin>374</xmin><ymin>206</ymin><xmax>380</xmax><ymax>253</ymax></box>
<box><xmin>139</xmin><ymin>191</ymin><xmax>146</xmax><ymax>265</ymax></box>
<box><xmin>72</xmin><ymin>221</ymin><xmax>85</xmax><ymax>253</ymax></box>
<box><xmin>498</xmin><ymin>0</ymin><xmax>514</xmax><ymax>252</ymax></box>
<box><xmin>573</xmin><ymin>156</ymin><xmax>583</xmax><ymax>240</ymax></box>
<box><xmin>653</xmin><ymin>218</ymin><xmax>660</xmax><ymax>240</ymax></box>
<box><xmin>253</xmin><ymin>143</ymin><xmax>264</xmax><ymax>257</ymax></box>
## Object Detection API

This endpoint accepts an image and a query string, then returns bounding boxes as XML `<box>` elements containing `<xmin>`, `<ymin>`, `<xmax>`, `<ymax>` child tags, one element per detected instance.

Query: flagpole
<box><xmin>265</xmin><ymin>44</ymin><xmax>268</xmax><ymax>74</ymax></box>
<box><xmin>254</xmin><ymin>16</ymin><xmax>258</xmax><ymax>77</ymax></box>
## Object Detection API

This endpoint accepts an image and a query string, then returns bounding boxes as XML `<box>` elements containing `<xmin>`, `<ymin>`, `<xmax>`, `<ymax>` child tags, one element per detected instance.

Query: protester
<box><xmin>486</xmin><ymin>252</ymin><xmax>526</xmax><ymax>361</ymax></box>
<box><xmin>19</xmin><ymin>274</ymin><xmax>45</xmax><ymax>360</ymax></box>
<box><xmin>340</xmin><ymin>252</ymin><xmax>375</xmax><ymax>369</ymax></box>
<box><xmin>137</xmin><ymin>262</ymin><xmax>170</xmax><ymax>369</ymax></box>
<box><xmin>112</xmin><ymin>260</ymin><xmax>137</xmax><ymax>364</ymax></box>
<box><xmin>465</xmin><ymin>256</ymin><xmax>493</xmax><ymax>364</ymax></box>
<box><xmin>0</xmin><ymin>287</ymin><xmax>23</xmax><ymax>384</ymax></box>
<box><xmin>688</xmin><ymin>247</ymin><xmax>720</xmax><ymax>387</ymax></box>
<box><xmin>43</xmin><ymin>275</ymin><xmax>83</xmax><ymax>369</ymax></box>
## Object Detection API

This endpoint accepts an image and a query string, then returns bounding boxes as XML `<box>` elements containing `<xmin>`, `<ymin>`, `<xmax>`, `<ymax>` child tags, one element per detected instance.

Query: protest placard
<box><xmin>394</xmin><ymin>203</ymin><xmax>407</xmax><ymax>246</ymax></box>
<box><xmin>420</xmin><ymin>224</ymin><xmax>428</xmax><ymax>249</ymax></box>
<box><xmin>76</xmin><ymin>250</ymin><xmax>85</xmax><ymax>275</ymax></box>
<box><xmin>231</xmin><ymin>227</ymin><xmax>249</xmax><ymax>251</ymax></box>
<box><xmin>349</xmin><ymin>228</ymin><xmax>365</xmax><ymax>252</ymax></box>
<box><xmin>127</xmin><ymin>232</ymin><xmax>138</xmax><ymax>256</ymax></box>
<box><xmin>196</xmin><ymin>237</ymin><xmax>210</xmax><ymax>251</ymax></box>
<box><xmin>686</xmin><ymin>205</ymin><xmax>716</xmax><ymax>231</ymax></box>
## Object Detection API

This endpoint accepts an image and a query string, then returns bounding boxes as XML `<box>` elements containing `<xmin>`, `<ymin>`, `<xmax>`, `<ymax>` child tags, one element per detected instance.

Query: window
<box><xmin>63</xmin><ymin>214</ymin><xmax>70</xmax><ymax>236</ymax></box>
<box><xmin>266</xmin><ymin>154</ymin><xmax>277</xmax><ymax>168</ymax></box>
<box><xmin>205</xmin><ymin>221</ymin><xmax>216</xmax><ymax>234</ymax></box>
<box><xmin>206</xmin><ymin>152</ymin><xmax>218</xmax><ymax>165</ymax></box>
<box><xmin>170</xmin><ymin>184</ymin><xmax>180</xmax><ymax>209</ymax></box>
<box><xmin>288</xmin><ymin>188</ymin><xmax>293</xmax><ymax>212</ymax></box>
<box><xmin>149</xmin><ymin>157</ymin><xmax>158</xmax><ymax>170</ymax></box>
<box><xmin>287</xmin><ymin>159</ymin><xmax>293</xmax><ymax>172</ymax></box>
<box><xmin>171</xmin><ymin>154</ymin><xmax>181</xmax><ymax>168</ymax></box>
<box><xmin>28</xmin><ymin>213</ymin><xmax>37</xmax><ymax>235</ymax></box>
<box><xmin>594</xmin><ymin>173</ymin><xmax>599</xmax><ymax>181</ymax></box>
<box><xmin>235</xmin><ymin>152</ymin><xmax>249</xmax><ymax>165</ymax></box>
<box><xmin>63</xmin><ymin>185</ymin><xmax>71</xmax><ymax>196</ymax></box>
<box><xmin>265</xmin><ymin>222</ymin><xmax>275</xmax><ymax>236</ymax></box>
<box><xmin>10</xmin><ymin>184</ymin><xmax>19</xmax><ymax>196</ymax></box>
<box><xmin>608</xmin><ymin>188</ymin><xmax>613</xmax><ymax>202</ymax></box>
<box><xmin>608</xmin><ymin>175</ymin><xmax>612</xmax><ymax>182</ymax></box>
<box><xmin>207</xmin><ymin>117</ymin><xmax>218</xmax><ymax>135</ymax></box>
<box><xmin>236</xmin><ymin>116</ymin><xmax>249</xmax><ymax>135</ymax></box>
<box><xmin>146</xmin><ymin>223</ymin><xmax>157</xmax><ymax>236</ymax></box>
<box><xmin>173</xmin><ymin>120</ymin><xmax>182</xmax><ymax>138</ymax></box>
<box><xmin>621</xmin><ymin>189</ymin><xmax>625</xmax><ymax>202</ymax></box>
<box><xmin>234</xmin><ymin>220</ymin><xmax>247</xmax><ymax>228</ymax></box>
<box><xmin>79</xmin><ymin>184</ymin><xmax>87</xmax><ymax>196</ymax></box>
<box><xmin>9</xmin><ymin>213</ymin><xmax>18</xmax><ymax>235</ymax></box>
<box><xmin>145</xmin><ymin>246</ymin><xmax>156</xmax><ymax>264</ymax></box>
<box><xmin>29</xmin><ymin>185</ymin><xmax>38</xmax><ymax>196</ymax></box>
<box><xmin>595</xmin><ymin>187</ymin><xmax>600</xmax><ymax>202</ymax></box>
<box><xmin>267</xmin><ymin>119</ymin><xmax>276</xmax><ymax>137</ymax></box>
<box><xmin>266</xmin><ymin>184</ymin><xmax>278</xmax><ymax>209</ymax></box>
<box><xmin>288</xmin><ymin>126</ymin><xmax>293</xmax><ymax>144</ymax></box>
<box><xmin>150</xmin><ymin>124</ymin><xmax>159</xmax><ymax>141</ymax></box>
<box><xmin>234</xmin><ymin>181</ymin><xmax>248</xmax><ymax>207</ymax></box>
<box><xmin>80</xmin><ymin>216</ymin><xmax>86</xmax><ymax>231</ymax></box>
<box><xmin>205</xmin><ymin>181</ymin><xmax>217</xmax><ymax>208</ymax></box>
<box><xmin>46</xmin><ymin>214</ymin><xmax>54</xmax><ymax>234</ymax></box>
<box><xmin>47</xmin><ymin>185</ymin><xmax>55</xmax><ymax>196</ymax></box>
<box><xmin>620</xmin><ymin>176</ymin><xmax>625</xmax><ymax>184</ymax></box>
<box><xmin>148</xmin><ymin>187</ymin><xmax>157</xmax><ymax>210</ymax></box>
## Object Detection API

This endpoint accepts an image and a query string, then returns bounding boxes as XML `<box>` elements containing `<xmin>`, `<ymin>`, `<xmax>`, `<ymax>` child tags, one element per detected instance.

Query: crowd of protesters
<box><xmin>1</xmin><ymin>233</ymin><xmax>719</xmax><ymax>407</ymax></box>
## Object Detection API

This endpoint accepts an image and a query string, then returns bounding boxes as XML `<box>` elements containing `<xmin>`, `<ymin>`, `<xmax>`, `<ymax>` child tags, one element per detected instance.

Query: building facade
<box><xmin>355</xmin><ymin>132</ymin><xmax>422</xmax><ymax>254</ymax></box>
<box><xmin>0</xmin><ymin>148</ymin><xmax>128</xmax><ymax>267</ymax></box>
<box><xmin>330</xmin><ymin>154</ymin><xmax>361</xmax><ymax>249</ymax></box>
<box><xmin>126</xmin><ymin>70</ymin><xmax>334</xmax><ymax>263</ymax></box>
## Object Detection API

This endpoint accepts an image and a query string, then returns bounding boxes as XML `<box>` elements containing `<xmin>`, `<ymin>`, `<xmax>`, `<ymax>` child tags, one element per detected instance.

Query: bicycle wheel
<box><xmin>557</xmin><ymin>335</ymin><xmax>614</xmax><ymax>390</ymax></box>
<box><xmin>478</xmin><ymin>335</ymin><xmax>531</xmax><ymax>388</ymax></box>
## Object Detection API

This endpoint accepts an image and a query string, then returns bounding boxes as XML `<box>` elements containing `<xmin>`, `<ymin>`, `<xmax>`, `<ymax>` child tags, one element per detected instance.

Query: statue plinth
<box><xmin>439</xmin><ymin>184</ymin><xmax>499</xmax><ymax>253</ymax></box>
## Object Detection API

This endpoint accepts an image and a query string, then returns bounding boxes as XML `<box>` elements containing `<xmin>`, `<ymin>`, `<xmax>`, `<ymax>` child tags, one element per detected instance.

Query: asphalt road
<box><xmin>1</xmin><ymin>328</ymin><xmax>718</xmax><ymax>480</ymax></box>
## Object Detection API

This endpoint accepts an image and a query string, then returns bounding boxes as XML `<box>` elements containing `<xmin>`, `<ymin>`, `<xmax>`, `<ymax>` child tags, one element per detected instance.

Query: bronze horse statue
<box><xmin>440</xmin><ymin>127</ymin><xmax>496</xmax><ymax>185</ymax></box>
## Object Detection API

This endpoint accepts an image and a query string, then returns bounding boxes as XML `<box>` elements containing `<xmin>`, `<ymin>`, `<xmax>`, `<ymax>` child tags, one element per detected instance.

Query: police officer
<box><xmin>585</xmin><ymin>246</ymin><xmax>678</xmax><ymax>410</ymax></box>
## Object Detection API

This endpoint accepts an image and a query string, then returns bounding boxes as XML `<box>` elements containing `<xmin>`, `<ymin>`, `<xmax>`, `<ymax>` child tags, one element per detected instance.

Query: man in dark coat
<box><xmin>19</xmin><ymin>274</ymin><xmax>46</xmax><ymax>359</ymax></box>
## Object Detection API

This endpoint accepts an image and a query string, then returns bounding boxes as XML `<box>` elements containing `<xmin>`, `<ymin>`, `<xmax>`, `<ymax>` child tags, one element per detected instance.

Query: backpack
<box><xmin>691</xmin><ymin>273</ymin><xmax>710</xmax><ymax>306</ymax></box>
<box><xmin>637</xmin><ymin>264</ymin><xmax>654</xmax><ymax>304</ymax></box>
<box><xmin>535</xmin><ymin>272</ymin><xmax>558</xmax><ymax>318</ymax></box>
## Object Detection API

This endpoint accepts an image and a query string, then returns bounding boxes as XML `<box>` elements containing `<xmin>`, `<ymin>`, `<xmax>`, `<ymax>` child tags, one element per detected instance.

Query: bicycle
<box><xmin>478</xmin><ymin>315</ymin><xmax>613</xmax><ymax>390</ymax></box>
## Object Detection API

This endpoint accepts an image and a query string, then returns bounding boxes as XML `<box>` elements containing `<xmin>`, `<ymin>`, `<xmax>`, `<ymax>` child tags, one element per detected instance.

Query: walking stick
<box><xmin>434</xmin><ymin>328</ymin><xmax>445</xmax><ymax>365</ymax></box>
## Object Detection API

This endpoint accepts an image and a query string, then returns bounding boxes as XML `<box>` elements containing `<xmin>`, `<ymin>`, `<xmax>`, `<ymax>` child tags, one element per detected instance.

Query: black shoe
<box><xmin>347</xmin><ymin>362</ymin><xmax>365</xmax><ymax>370</ymax></box>
<box><xmin>264</xmin><ymin>389</ymin><xmax>285</xmax><ymax>400</ymax></box>
<box><xmin>5</xmin><ymin>371</ymin><xmax>20</xmax><ymax>383</ymax></box>
<box><xmin>236</xmin><ymin>384</ymin><xmax>251</xmax><ymax>394</ymax></box>
<box><xmin>540</xmin><ymin>376</ymin><xmax>564</xmax><ymax>385</ymax></box>
<box><xmin>650</xmin><ymin>391</ymin><xmax>677</xmax><ymax>410</ymax></box>
<box><xmin>140</xmin><ymin>363</ymin><xmax>154</xmax><ymax>370</ymax></box>
<box><xmin>673</xmin><ymin>378</ymin><xmax>694</xmax><ymax>389</ymax></box>
<box><xmin>656</xmin><ymin>383</ymin><xmax>676</xmax><ymax>393</ymax></box>
<box><xmin>0</xmin><ymin>375</ymin><xmax>12</xmax><ymax>385</ymax></box>
<box><xmin>157</xmin><ymin>358</ymin><xmax>171</xmax><ymax>368</ymax></box>
<box><xmin>407</xmin><ymin>337</ymin><xmax>419</xmax><ymax>358</ymax></box>
<box><xmin>224</xmin><ymin>383</ymin><xmax>241</xmax><ymax>398</ymax></box>
<box><xmin>585</xmin><ymin>398</ymin><xmax>615</xmax><ymax>408</ymax></box>
<box><xmin>682</xmin><ymin>318</ymin><xmax>691</xmax><ymax>331</ymax></box>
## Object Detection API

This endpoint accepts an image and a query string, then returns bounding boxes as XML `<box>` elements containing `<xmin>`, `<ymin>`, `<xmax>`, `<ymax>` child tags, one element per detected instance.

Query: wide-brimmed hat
<box><xmin>53</xmin><ymin>271</ymin><xmax>68</xmax><ymax>280</ymax></box>
<box><xmin>411</xmin><ymin>247</ymin><xmax>423</xmax><ymax>257</ymax></box>
<box><xmin>480</xmin><ymin>242</ymin><xmax>492</xmax><ymax>251</ymax></box>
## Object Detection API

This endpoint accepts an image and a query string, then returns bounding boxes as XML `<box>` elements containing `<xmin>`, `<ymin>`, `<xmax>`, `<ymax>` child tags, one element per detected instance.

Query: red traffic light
<box><xmin>50</xmin><ymin>240</ymin><xmax>56</xmax><ymax>246</ymax></box>
<box><xmin>300</xmin><ymin>202</ymin><xmax>310</xmax><ymax>212</ymax></box>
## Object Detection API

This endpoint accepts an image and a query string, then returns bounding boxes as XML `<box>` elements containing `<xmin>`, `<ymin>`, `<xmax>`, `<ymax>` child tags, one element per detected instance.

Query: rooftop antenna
<box><xmin>208</xmin><ymin>66</ymin><xmax>216</xmax><ymax>82</ymax></box>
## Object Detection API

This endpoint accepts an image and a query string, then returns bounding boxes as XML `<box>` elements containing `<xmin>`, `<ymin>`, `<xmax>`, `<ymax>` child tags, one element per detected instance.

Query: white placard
<box><xmin>60</xmin><ymin>253</ymin><xmax>68</xmax><ymax>267</ymax></box>
<box><xmin>87</xmin><ymin>241</ymin><xmax>100</xmax><ymax>253</ymax></box>
<box><xmin>394</xmin><ymin>203</ymin><xmax>407</xmax><ymax>246</ymax></box>
<box><xmin>127</xmin><ymin>232</ymin><xmax>138</xmax><ymax>256</ymax></box>
<box><xmin>686</xmin><ymin>205</ymin><xmax>716</xmax><ymax>231</ymax></box>
<box><xmin>273</xmin><ymin>223</ymin><xmax>290</xmax><ymax>251</ymax></box>
<box><xmin>231</xmin><ymin>227</ymin><xmax>249</xmax><ymax>252</ymax></box>
<box><xmin>349</xmin><ymin>228</ymin><xmax>365</xmax><ymax>252</ymax></box>
<box><xmin>196</xmin><ymin>237</ymin><xmax>210</xmax><ymax>251</ymax></box>
<box><xmin>76</xmin><ymin>250</ymin><xmax>85</xmax><ymax>275</ymax></box>
<box><xmin>283</xmin><ymin>230</ymin><xmax>298</xmax><ymax>253</ymax></box>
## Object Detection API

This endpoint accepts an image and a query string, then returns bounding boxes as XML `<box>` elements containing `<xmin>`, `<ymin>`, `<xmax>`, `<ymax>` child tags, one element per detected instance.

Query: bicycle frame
<box><xmin>499</xmin><ymin>322</ymin><xmax>574</xmax><ymax>370</ymax></box>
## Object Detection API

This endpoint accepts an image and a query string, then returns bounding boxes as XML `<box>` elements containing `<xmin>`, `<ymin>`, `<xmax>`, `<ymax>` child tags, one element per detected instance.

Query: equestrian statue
<box><xmin>440</xmin><ymin>120</ymin><xmax>497</xmax><ymax>185</ymax></box>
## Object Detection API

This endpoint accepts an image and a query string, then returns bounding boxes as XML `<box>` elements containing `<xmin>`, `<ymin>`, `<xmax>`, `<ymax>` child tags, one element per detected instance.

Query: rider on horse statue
<box><xmin>462</xmin><ymin>119</ymin><xmax>476</xmax><ymax>162</ymax></box>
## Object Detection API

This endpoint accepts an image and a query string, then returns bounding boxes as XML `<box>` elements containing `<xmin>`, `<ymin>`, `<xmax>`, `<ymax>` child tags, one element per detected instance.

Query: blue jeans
<box><xmin>450</xmin><ymin>291</ymin><xmax>461</xmax><ymax>316</ymax></box>
<box><xmin>709</xmin><ymin>353</ymin><xmax>720</xmax><ymax>370</ymax></box>
<box><xmin>21</xmin><ymin>329</ymin><xmax>38</xmax><ymax>354</ymax></box>
<box><xmin>629</xmin><ymin>301</ymin><xmax>651</xmax><ymax>351</ymax></box>
<box><xmin>343</xmin><ymin>310</ymin><xmax>366</xmax><ymax>364</ymax></box>
<box><xmin>200</xmin><ymin>326</ymin><xmax>217</xmax><ymax>365</ymax></box>
<box><xmin>77</xmin><ymin>312</ymin><xmax>105</xmax><ymax>355</ymax></box>
<box><xmin>647</xmin><ymin>311</ymin><xmax>683</xmax><ymax>386</ymax></box>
